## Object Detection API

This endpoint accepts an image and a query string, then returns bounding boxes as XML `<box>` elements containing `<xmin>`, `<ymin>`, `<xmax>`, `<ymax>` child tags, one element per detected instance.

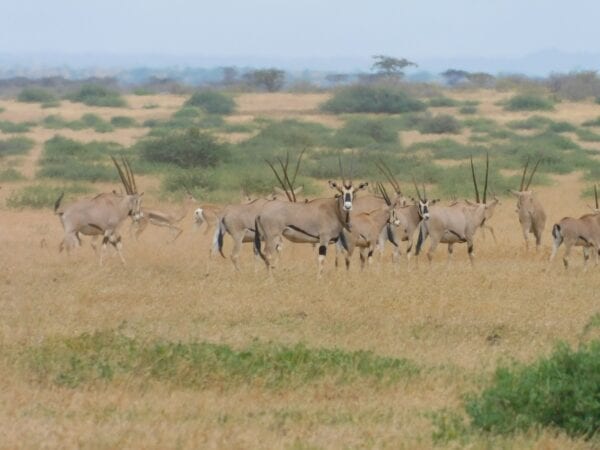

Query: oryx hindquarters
<box><xmin>511</xmin><ymin>157</ymin><xmax>546</xmax><ymax>251</ymax></box>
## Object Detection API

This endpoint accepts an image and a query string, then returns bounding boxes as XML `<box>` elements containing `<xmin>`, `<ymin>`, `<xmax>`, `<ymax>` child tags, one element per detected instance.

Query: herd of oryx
<box><xmin>52</xmin><ymin>153</ymin><xmax>600</xmax><ymax>274</ymax></box>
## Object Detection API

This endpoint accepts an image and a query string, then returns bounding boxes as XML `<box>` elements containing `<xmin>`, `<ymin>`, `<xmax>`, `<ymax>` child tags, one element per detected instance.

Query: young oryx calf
<box><xmin>415</xmin><ymin>156</ymin><xmax>490</xmax><ymax>265</ymax></box>
<box><xmin>510</xmin><ymin>157</ymin><xmax>546</xmax><ymax>251</ymax></box>
<box><xmin>550</xmin><ymin>185</ymin><xmax>600</xmax><ymax>269</ymax></box>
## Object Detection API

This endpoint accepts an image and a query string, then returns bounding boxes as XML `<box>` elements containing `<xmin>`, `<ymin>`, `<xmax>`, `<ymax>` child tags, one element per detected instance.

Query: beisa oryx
<box><xmin>212</xmin><ymin>150</ymin><xmax>304</xmax><ymax>271</ymax></box>
<box><xmin>54</xmin><ymin>157</ymin><xmax>143</xmax><ymax>264</ymax></box>
<box><xmin>415</xmin><ymin>155</ymin><xmax>490</xmax><ymax>265</ymax></box>
<box><xmin>510</xmin><ymin>157</ymin><xmax>546</xmax><ymax>251</ymax></box>
<box><xmin>254</xmin><ymin>156</ymin><xmax>368</xmax><ymax>276</ymax></box>
<box><xmin>550</xmin><ymin>185</ymin><xmax>600</xmax><ymax>269</ymax></box>
<box><xmin>336</xmin><ymin>182</ymin><xmax>402</xmax><ymax>270</ymax></box>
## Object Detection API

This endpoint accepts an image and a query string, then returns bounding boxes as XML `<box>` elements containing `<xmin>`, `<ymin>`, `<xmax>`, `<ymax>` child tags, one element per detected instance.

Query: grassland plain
<box><xmin>0</xmin><ymin>91</ymin><xmax>600</xmax><ymax>448</ymax></box>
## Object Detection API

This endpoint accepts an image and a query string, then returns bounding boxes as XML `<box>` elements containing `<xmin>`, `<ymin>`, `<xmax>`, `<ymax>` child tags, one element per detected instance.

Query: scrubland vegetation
<box><xmin>1</xmin><ymin>75</ymin><xmax>600</xmax><ymax>448</ymax></box>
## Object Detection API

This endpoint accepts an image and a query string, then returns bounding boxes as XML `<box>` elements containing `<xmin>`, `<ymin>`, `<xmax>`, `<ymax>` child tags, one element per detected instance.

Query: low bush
<box><xmin>503</xmin><ymin>94</ymin><xmax>554</xmax><ymax>111</ymax></box>
<box><xmin>466</xmin><ymin>341</ymin><xmax>600</xmax><ymax>438</ymax></box>
<box><xmin>320</xmin><ymin>84</ymin><xmax>426</xmax><ymax>114</ymax></box>
<box><xmin>582</xmin><ymin>116</ymin><xmax>600</xmax><ymax>127</ymax></box>
<box><xmin>332</xmin><ymin>117</ymin><xmax>398</xmax><ymax>148</ymax></box>
<box><xmin>0</xmin><ymin>120</ymin><xmax>33</xmax><ymax>133</ymax></box>
<box><xmin>17</xmin><ymin>87</ymin><xmax>58</xmax><ymax>103</ymax></box>
<box><xmin>110</xmin><ymin>116</ymin><xmax>137</xmax><ymax>128</ymax></box>
<box><xmin>458</xmin><ymin>105</ymin><xmax>477</xmax><ymax>114</ymax></box>
<box><xmin>0</xmin><ymin>137</ymin><xmax>35</xmax><ymax>157</ymax></box>
<box><xmin>185</xmin><ymin>90</ymin><xmax>235</xmax><ymax>115</ymax></box>
<box><xmin>548</xmin><ymin>121</ymin><xmax>577</xmax><ymax>133</ymax></box>
<box><xmin>507</xmin><ymin>115</ymin><xmax>551</xmax><ymax>130</ymax></box>
<box><xmin>428</xmin><ymin>96</ymin><xmax>460</xmax><ymax>107</ymax></box>
<box><xmin>66</xmin><ymin>84</ymin><xmax>126</xmax><ymax>107</ymax></box>
<box><xmin>419</xmin><ymin>114</ymin><xmax>462</xmax><ymax>134</ymax></box>
<box><xmin>139</xmin><ymin>128</ymin><xmax>228</xmax><ymax>168</ymax></box>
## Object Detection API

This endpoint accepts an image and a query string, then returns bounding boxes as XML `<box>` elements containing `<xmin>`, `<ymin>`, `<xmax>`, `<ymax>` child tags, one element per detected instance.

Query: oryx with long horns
<box><xmin>212</xmin><ymin>151</ymin><xmax>304</xmax><ymax>270</ymax></box>
<box><xmin>254</xmin><ymin>155</ymin><xmax>368</xmax><ymax>276</ymax></box>
<box><xmin>415</xmin><ymin>156</ymin><xmax>490</xmax><ymax>265</ymax></box>
<box><xmin>550</xmin><ymin>185</ymin><xmax>600</xmax><ymax>269</ymax></box>
<box><xmin>510</xmin><ymin>157</ymin><xmax>546</xmax><ymax>251</ymax></box>
<box><xmin>54</xmin><ymin>157</ymin><xmax>143</xmax><ymax>264</ymax></box>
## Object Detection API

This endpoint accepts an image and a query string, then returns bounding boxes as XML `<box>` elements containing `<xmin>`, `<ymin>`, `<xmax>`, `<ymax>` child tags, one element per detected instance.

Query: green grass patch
<box><xmin>332</xmin><ymin>117</ymin><xmax>399</xmax><ymax>149</ymax></box>
<box><xmin>507</xmin><ymin>115</ymin><xmax>552</xmax><ymax>130</ymax></box>
<box><xmin>581</xmin><ymin>116</ymin><xmax>600</xmax><ymax>127</ymax></box>
<box><xmin>6</xmin><ymin>183</ymin><xmax>91</xmax><ymax>209</ymax></box>
<box><xmin>23</xmin><ymin>330</ymin><xmax>419</xmax><ymax>389</ymax></box>
<box><xmin>0</xmin><ymin>136</ymin><xmax>35</xmax><ymax>157</ymax></box>
<box><xmin>418</xmin><ymin>114</ymin><xmax>462</xmax><ymax>134</ymax></box>
<box><xmin>0</xmin><ymin>168</ymin><xmax>25</xmax><ymax>181</ymax></box>
<box><xmin>43</xmin><ymin>114</ymin><xmax>114</xmax><ymax>133</ymax></box>
<box><xmin>458</xmin><ymin>105</ymin><xmax>478</xmax><ymax>115</ymax></box>
<box><xmin>466</xmin><ymin>340</ymin><xmax>600</xmax><ymax>438</ymax></box>
<box><xmin>576</xmin><ymin>128</ymin><xmax>600</xmax><ymax>142</ymax></box>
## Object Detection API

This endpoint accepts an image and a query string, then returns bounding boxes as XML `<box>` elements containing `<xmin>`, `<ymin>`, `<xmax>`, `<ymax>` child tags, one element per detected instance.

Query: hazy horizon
<box><xmin>2</xmin><ymin>1</ymin><xmax>600</xmax><ymax>75</ymax></box>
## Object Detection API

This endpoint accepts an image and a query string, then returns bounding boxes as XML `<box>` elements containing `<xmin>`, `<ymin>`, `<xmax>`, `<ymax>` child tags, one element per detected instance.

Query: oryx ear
<box><xmin>273</xmin><ymin>186</ymin><xmax>286</xmax><ymax>195</ymax></box>
<box><xmin>293</xmin><ymin>186</ymin><xmax>303</xmax><ymax>195</ymax></box>
<box><xmin>354</xmin><ymin>182</ymin><xmax>369</xmax><ymax>192</ymax></box>
<box><xmin>431</xmin><ymin>198</ymin><xmax>440</xmax><ymax>205</ymax></box>
<box><xmin>509</xmin><ymin>190</ymin><xmax>521</xmax><ymax>197</ymax></box>
<box><xmin>139</xmin><ymin>192</ymin><xmax>145</xmax><ymax>197</ymax></box>
<box><xmin>464</xmin><ymin>199</ymin><xmax>475</xmax><ymax>206</ymax></box>
<box><xmin>329</xmin><ymin>180</ymin><xmax>342</xmax><ymax>192</ymax></box>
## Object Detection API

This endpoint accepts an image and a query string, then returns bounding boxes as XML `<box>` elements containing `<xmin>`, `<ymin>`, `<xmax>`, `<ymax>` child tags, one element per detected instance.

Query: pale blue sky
<box><xmin>1</xmin><ymin>0</ymin><xmax>598</xmax><ymax>60</ymax></box>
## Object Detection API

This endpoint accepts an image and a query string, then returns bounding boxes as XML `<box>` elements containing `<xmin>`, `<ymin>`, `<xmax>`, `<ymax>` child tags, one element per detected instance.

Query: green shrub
<box><xmin>458</xmin><ymin>105</ymin><xmax>477</xmax><ymax>114</ymax></box>
<box><xmin>139</xmin><ymin>128</ymin><xmax>228</xmax><ymax>168</ymax></box>
<box><xmin>577</xmin><ymin>129</ymin><xmax>600</xmax><ymax>142</ymax></box>
<box><xmin>466</xmin><ymin>341</ymin><xmax>600</xmax><ymax>438</ymax></box>
<box><xmin>17</xmin><ymin>87</ymin><xmax>58</xmax><ymax>103</ymax></box>
<box><xmin>0</xmin><ymin>137</ymin><xmax>35</xmax><ymax>157</ymax></box>
<box><xmin>6</xmin><ymin>183</ymin><xmax>91</xmax><ymax>209</ymax></box>
<box><xmin>110</xmin><ymin>116</ymin><xmax>136</xmax><ymax>128</ymax></box>
<box><xmin>321</xmin><ymin>85</ymin><xmax>426</xmax><ymax>114</ymax></box>
<box><xmin>548</xmin><ymin>121</ymin><xmax>577</xmax><ymax>133</ymax></box>
<box><xmin>504</xmin><ymin>94</ymin><xmax>554</xmax><ymax>111</ymax></box>
<box><xmin>419</xmin><ymin>114</ymin><xmax>462</xmax><ymax>134</ymax></box>
<box><xmin>428</xmin><ymin>96</ymin><xmax>459</xmax><ymax>107</ymax></box>
<box><xmin>0</xmin><ymin>120</ymin><xmax>33</xmax><ymax>133</ymax></box>
<box><xmin>66</xmin><ymin>84</ymin><xmax>126</xmax><ymax>107</ymax></box>
<box><xmin>133</xmin><ymin>87</ymin><xmax>153</xmax><ymax>96</ymax></box>
<box><xmin>507</xmin><ymin>115</ymin><xmax>551</xmax><ymax>130</ymax></box>
<box><xmin>582</xmin><ymin>116</ymin><xmax>600</xmax><ymax>127</ymax></box>
<box><xmin>41</xmin><ymin>100</ymin><xmax>61</xmax><ymax>108</ymax></box>
<box><xmin>332</xmin><ymin>117</ymin><xmax>398</xmax><ymax>148</ymax></box>
<box><xmin>24</xmin><ymin>329</ymin><xmax>418</xmax><ymax>389</ymax></box>
<box><xmin>185</xmin><ymin>90</ymin><xmax>235</xmax><ymax>114</ymax></box>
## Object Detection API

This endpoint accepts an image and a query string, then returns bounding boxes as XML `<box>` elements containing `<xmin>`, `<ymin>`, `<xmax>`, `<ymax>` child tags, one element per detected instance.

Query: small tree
<box><xmin>244</xmin><ymin>69</ymin><xmax>286</xmax><ymax>92</ymax></box>
<box><xmin>441</xmin><ymin>69</ymin><xmax>470</xmax><ymax>86</ymax></box>
<box><xmin>371</xmin><ymin>55</ymin><xmax>417</xmax><ymax>79</ymax></box>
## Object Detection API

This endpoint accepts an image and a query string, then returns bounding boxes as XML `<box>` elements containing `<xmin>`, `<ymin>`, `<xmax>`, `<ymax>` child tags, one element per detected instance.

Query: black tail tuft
<box><xmin>415</xmin><ymin>223</ymin><xmax>426</xmax><ymax>256</ymax></box>
<box><xmin>254</xmin><ymin>217</ymin><xmax>266</xmax><ymax>262</ymax></box>
<box><xmin>386</xmin><ymin>223</ymin><xmax>398</xmax><ymax>247</ymax></box>
<box><xmin>217</xmin><ymin>219</ymin><xmax>226</xmax><ymax>258</ymax></box>
<box><xmin>338</xmin><ymin>230</ymin><xmax>349</xmax><ymax>252</ymax></box>
<box><xmin>552</xmin><ymin>223</ymin><xmax>563</xmax><ymax>245</ymax></box>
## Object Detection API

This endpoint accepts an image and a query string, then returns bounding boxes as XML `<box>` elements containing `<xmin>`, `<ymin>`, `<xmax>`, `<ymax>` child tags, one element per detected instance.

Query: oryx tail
<box><xmin>212</xmin><ymin>218</ymin><xmax>226</xmax><ymax>258</ymax></box>
<box><xmin>254</xmin><ymin>217</ymin><xmax>266</xmax><ymax>262</ymax></box>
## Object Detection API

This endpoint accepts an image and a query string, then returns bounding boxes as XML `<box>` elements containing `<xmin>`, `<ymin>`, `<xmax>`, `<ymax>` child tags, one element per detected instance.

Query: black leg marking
<box><xmin>318</xmin><ymin>245</ymin><xmax>327</xmax><ymax>256</ymax></box>
<box><xmin>468</xmin><ymin>244</ymin><xmax>474</xmax><ymax>254</ymax></box>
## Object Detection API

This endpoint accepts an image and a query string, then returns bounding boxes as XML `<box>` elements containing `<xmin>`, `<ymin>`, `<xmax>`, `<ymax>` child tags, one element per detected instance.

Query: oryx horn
<box><xmin>376</xmin><ymin>158</ymin><xmax>401</xmax><ymax>194</ymax></box>
<box><xmin>519</xmin><ymin>157</ymin><xmax>530</xmax><ymax>191</ymax></box>
<box><xmin>470</xmin><ymin>155</ymin><xmax>480</xmax><ymax>204</ymax></box>
<box><xmin>111</xmin><ymin>156</ymin><xmax>132</xmax><ymax>194</ymax></box>
<box><xmin>525</xmin><ymin>158</ymin><xmax>541</xmax><ymax>191</ymax></box>
<box><xmin>595</xmin><ymin>184</ymin><xmax>599</xmax><ymax>210</ymax></box>
<box><xmin>483</xmin><ymin>152</ymin><xmax>489</xmax><ymax>204</ymax></box>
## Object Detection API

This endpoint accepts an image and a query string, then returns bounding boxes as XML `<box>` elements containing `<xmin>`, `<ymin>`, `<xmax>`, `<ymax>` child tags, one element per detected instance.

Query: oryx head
<box><xmin>377</xmin><ymin>182</ymin><xmax>401</xmax><ymax>226</ymax></box>
<box><xmin>413</xmin><ymin>177</ymin><xmax>431</xmax><ymax>220</ymax></box>
<box><xmin>329</xmin><ymin>154</ymin><xmax>368</xmax><ymax>211</ymax></box>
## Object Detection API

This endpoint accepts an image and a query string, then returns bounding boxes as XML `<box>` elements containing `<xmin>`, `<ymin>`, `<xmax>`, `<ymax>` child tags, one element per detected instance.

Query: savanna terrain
<box><xmin>1</xmin><ymin>86</ymin><xmax>600</xmax><ymax>449</ymax></box>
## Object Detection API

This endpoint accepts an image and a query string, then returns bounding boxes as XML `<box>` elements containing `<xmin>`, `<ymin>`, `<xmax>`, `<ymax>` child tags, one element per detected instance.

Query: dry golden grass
<box><xmin>1</xmin><ymin>92</ymin><xmax>600</xmax><ymax>448</ymax></box>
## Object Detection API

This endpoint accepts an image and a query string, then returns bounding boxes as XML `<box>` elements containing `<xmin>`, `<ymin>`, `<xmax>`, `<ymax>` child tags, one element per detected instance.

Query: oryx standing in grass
<box><xmin>415</xmin><ymin>156</ymin><xmax>490</xmax><ymax>265</ymax></box>
<box><xmin>213</xmin><ymin>151</ymin><xmax>305</xmax><ymax>270</ymax></box>
<box><xmin>510</xmin><ymin>157</ymin><xmax>546</xmax><ymax>251</ymax></box>
<box><xmin>337</xmin><ymin>183</ymin><xmax>401</xmax><ymax>270</ymax></box>
<box><xmin>55</xmin><ymin>157</ymin><xmax>143</xmax><ymax>264</ymax></box>
<box><xmin>254</xmin><ymin>157</ymin><xmax>368</xmax><ymax>276</ymax></box>
<box><xmin>131</xmin><ymin>191</ymin><xmax>197</xmax><ymax>241</ymax></box>
<box><xmin>550</xmin><ymin>185</ymin><xmax>600</xmax><ymax>269</ymax></box>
